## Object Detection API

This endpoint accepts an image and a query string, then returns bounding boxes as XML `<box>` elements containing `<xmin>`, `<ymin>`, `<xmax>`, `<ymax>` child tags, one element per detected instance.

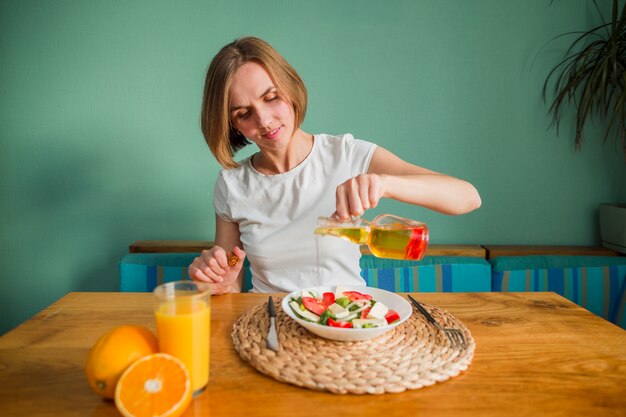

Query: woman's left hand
<box><xmin>333</xmin><ymin>173</ymin><xmax>384</xmax><ymax>220</ymax></box>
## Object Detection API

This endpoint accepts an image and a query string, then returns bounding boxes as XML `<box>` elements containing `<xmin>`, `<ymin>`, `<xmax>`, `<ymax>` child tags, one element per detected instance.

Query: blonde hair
<box><xmin>201</xmin><ymin>37</ymin><xmax>308</xmax><ymax>168</ymax></box>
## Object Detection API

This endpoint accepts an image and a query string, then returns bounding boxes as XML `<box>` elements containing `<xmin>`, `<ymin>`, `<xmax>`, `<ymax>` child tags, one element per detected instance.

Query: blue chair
<box><xmin>359</xmin><ymin>255</ymin><xmax>492</xmax><ymax>292</ymax></box>
<box><xmin>120</xmin><ymin>253</ymin><xmax>492</xmax><ymax>294</ymax></box>
<box><xmin>614</xmin><ymin>282</ymin><xmax>626</xmax><ymax>329</ymax></box>
<box><xmin>490</xmin><ymin>255</ymin><xmax>626</xmax><ymax>327</ymax></box>
<box><xmin>120</xmin><ymin>253</ymin><xmax>253</xmax><ymax>293</ymax></box>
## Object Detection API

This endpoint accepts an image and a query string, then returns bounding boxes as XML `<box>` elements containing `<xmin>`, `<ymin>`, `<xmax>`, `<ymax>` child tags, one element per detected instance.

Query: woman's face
<box><xmin>228</xmin><ymin>62</ymin><xmax>295</xmax><ymax>152</ymax></box>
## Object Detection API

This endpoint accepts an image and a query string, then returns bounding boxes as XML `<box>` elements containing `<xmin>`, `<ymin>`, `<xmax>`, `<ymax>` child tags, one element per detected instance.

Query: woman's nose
<box><xmin>255</xmin><ymin>107</ymin><xmax>272</xmax><ymax>128</ymax></box>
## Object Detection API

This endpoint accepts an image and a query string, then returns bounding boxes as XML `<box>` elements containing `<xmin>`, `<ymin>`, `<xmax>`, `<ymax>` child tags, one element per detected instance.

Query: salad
<box><xmin>287</xmin><ymin>287</ymin><xmax>400</xmax><ymax>329</ymax></box>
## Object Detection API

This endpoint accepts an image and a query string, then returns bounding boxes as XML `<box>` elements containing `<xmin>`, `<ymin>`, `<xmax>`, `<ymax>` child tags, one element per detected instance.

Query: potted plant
<box><xmin>542</xmin><ymin>0</ymin><xmax>626</xmax><ymax>254</ymax></box>
<box><xmin>542</xmin><ymin>0</ymin><xmax>625</xmax><ymax>158</ymax></box>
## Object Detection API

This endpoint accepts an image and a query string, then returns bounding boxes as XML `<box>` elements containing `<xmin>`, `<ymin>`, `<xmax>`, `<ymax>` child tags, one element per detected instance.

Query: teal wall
<box><xmin>1</xmin><ymin>0</ymin><xmax>625</xmax><ymax>334</ymax></box>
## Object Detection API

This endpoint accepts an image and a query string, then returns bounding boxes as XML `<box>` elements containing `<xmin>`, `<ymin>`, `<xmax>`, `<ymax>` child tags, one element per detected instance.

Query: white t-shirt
<box><xmin>213</xmin><ymin>133</ymin><xmax>377</xmax><ymax>292</ymax></box>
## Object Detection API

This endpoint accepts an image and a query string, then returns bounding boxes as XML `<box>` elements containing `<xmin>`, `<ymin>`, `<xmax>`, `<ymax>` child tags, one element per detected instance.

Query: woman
<box><xmin>189</xmin><ymin>36</ymin><xmax>481</xmax><ymax>295</ymax></box>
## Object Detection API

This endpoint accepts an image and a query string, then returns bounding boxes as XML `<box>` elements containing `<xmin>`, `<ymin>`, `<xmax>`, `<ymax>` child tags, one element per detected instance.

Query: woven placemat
<box><xmin>231</xmin><ymin>298</ymin><xmax>475</xmax><ymax>394</ymax></box>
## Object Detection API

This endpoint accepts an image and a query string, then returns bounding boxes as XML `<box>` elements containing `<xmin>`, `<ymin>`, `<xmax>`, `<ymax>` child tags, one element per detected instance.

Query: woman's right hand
<box><xmin>188</xmin><ymin>245</ymin><xmax>246</xmax><ymax>295</ymax></box>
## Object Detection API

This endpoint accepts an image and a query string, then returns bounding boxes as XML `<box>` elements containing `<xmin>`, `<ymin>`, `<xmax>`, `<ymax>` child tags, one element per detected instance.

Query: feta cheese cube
<box><xmin>367</xmin><ymin>301</ymin><xmax>389</xmax><ymax>320</ymax></box>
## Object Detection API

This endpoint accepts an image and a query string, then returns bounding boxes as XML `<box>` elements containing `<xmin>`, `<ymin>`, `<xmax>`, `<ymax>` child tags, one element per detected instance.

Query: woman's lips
<box><xmin>263</xmin><ymin>126</ymin><xmax>281</xmax><ymax>140</ymax></box>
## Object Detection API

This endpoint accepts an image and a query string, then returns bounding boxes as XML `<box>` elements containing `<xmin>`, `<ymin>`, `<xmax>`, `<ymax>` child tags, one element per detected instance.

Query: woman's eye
<box><xmin>237</xmin><ymin>111</ymin><xmax>250</xmax><ymax>120</ymax></box>
<box><xmin>266</xmin><ymin>94</ymin><xmax>278</xmax><ymax>102</ymax></box>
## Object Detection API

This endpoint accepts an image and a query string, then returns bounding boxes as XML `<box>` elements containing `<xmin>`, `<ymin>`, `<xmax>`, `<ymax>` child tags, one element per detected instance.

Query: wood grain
<box><xmin>1</xmin><ymin>292</ymin><xmax>624</xmax><ymax>417</ymax></box>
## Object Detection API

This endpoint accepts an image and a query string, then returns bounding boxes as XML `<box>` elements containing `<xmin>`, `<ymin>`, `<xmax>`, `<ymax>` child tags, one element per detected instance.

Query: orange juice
<box><xmin>154</xmin><ymin>282</ymin><xmax>210</xmax><ymax>395</ymax></box>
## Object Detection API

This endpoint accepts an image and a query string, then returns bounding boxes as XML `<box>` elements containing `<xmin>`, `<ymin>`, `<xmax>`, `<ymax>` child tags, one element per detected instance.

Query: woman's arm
<box><xmin>369</xmin><ymin>147</ymin><xmax>482</xmax><ymax>214</ymax></box>
<box><xmin>188</xmin><ymin>215</ymin><xmax>246</xmax><ymax>294</ymax></box>
<box><xmin>334</xmin><ymin>146</ymin><xmax>481</xmax><ymax>219</ymax></box>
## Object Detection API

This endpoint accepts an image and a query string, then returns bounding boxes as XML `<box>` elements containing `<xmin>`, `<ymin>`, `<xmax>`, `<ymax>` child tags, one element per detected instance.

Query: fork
<box><xmin>407</xmin><ymin>294</ymin><xmax>467</xmax><ymax>349</ymax></box>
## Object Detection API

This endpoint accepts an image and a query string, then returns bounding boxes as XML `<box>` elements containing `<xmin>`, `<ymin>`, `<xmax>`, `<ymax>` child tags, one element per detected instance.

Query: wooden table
<box><xmin>0</xmin><ymin>292</ymin><xmax>624</xmax><ymax>417</ymax></box>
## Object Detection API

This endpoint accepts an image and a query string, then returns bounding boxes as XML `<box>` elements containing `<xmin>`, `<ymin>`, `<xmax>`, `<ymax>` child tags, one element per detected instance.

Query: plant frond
<box><xmin>564</xmin><ymin>24</ymin><xmax>611</xmax><ymax>55</ymax></box>
<box><xmin>535</xmin><ymin>25</ymin><xmax>611</xmax><ymax>69</ymax></box>
<box><xmin>605</xmin><ymin>78</ymin><xmax>626</xmax><ymax>144</ymax></box>
<box><xmin>542</xmin><ymin>0</ymin><xmax>626</xmax><ymax>161</ymax></box>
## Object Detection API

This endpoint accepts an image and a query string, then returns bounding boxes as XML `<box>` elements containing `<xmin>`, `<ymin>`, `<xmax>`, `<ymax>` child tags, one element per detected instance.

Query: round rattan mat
<box><xmin>231</xmin><ymin>298</ymin><xmax>475</xmax><ymax>394</ymax></box>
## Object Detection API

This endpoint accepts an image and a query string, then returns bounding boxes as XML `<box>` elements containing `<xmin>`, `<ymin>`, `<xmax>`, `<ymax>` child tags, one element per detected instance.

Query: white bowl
<box><xmin>281</xmin><ymin>285</ymin><xmax>412</xmax><ymax>342</ymax></box>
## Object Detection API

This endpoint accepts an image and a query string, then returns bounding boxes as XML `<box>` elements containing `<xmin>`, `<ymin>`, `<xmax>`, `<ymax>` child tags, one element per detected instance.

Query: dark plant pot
<box><xmin>599</xmin><ymin>204</ymin><xmax>626</xmax><ymax>254</ymax></box>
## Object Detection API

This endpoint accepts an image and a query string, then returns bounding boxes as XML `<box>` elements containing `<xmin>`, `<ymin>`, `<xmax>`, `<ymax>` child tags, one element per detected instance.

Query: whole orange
<box><xmin>85</xmin><ymin>325</ymin><xmax>158</xmax><ymax>399</ymax></box>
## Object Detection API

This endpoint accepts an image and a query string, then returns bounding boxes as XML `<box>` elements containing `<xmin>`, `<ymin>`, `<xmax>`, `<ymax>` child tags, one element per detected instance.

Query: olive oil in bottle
<box><xmin>314</xmin><ymin>214</ymin><xmax>429</xmax><ymax>261</ymax></box>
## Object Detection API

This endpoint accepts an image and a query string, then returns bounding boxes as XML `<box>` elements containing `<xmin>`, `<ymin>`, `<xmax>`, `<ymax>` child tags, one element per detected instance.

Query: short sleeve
<box><xmin>213</xmin><ymin>171</ymin><xmax>233</xmax><ymax>222</ymax></box>
<box><xmin>341</xmin><ymin>133</ymin><xmax>377</xmax><ymax>175</ymax></box>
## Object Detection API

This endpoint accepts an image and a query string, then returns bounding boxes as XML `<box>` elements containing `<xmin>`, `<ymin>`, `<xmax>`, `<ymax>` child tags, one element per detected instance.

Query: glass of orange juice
<box><xmin>154</xmin><ymin>280</ymin><xmax>210</xmax><ymax>396</ymax></box>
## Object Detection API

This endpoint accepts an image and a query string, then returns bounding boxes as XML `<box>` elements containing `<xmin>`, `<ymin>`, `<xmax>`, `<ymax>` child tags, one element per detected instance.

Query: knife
<box><xmin>266</xmin><ymin>296</ymin><xmax>279</xmax><ymax>352</ymax></box>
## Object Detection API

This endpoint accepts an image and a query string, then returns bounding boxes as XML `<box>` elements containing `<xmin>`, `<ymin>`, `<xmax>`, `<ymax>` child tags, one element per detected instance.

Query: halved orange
<box><xmin>114</xmin><ymin>353</ymin><xmax>192</xmax><ymax>417</ymax></box>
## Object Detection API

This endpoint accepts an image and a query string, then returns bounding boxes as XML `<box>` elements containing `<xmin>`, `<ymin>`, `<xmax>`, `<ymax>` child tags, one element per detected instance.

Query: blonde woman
<box><xmin>189</xmin><ymin>37</ymin><xmax>481</xmax><ymax>295</ymax></box>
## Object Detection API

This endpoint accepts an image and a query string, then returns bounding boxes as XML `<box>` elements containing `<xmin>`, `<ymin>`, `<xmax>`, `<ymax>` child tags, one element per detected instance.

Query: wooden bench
<box><xmin>122</xmin><ymin>241</ymin><xmax>625</xmax><ymax>328</ymax></box>
<box><xmin>128</xmin><ymin>240</ymin><xmax>487</xmax><ymax>257</ymax></box>
<box><xmin>482</xmin><ymin>245</ymin><xmax>619</xmax><ymax>260</ymax></box>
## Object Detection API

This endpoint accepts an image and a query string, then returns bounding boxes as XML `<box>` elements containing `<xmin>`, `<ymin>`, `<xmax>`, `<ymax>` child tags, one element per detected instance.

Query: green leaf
<box><xmin>541</xmin><ymin>0</ymin><xmax>626</xmax><ymax>161</ymax></box>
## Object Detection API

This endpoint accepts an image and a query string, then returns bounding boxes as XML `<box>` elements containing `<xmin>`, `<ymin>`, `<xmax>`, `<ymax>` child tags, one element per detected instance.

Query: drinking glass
<box><xmin>154</xmin><ymin>280</ymin><xmax>210</xmax><ymax>395</ymax></box>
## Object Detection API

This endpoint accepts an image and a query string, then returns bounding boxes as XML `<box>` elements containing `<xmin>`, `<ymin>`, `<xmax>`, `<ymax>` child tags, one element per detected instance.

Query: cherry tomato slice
<box><xmin>328</xmin><ymin>318</ymin><xmax>353</xmax><ymax>328</ymax></box>
<box><xmin>322</xmin><ymin>292</ymin><xmax>335</xmax><ymax>307</ymax></box>
<box><xmin>385</xmin><ymin>309</ymin><xmax>400</xmax><ymax>324</ymax></box>
<box><xmin>360</xmin><ymin>307</ymin><xmax>371</xmax><ymax>319</ymax></box>
<box><xmin>301</xmin><ymin>297</ymin><xmax>327</xmax><ymax>316</ymax></box>
<box><xmin>342</xmin><ymin>291</ymin><xmax>373</xmax><ymax>301</ymax></box>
